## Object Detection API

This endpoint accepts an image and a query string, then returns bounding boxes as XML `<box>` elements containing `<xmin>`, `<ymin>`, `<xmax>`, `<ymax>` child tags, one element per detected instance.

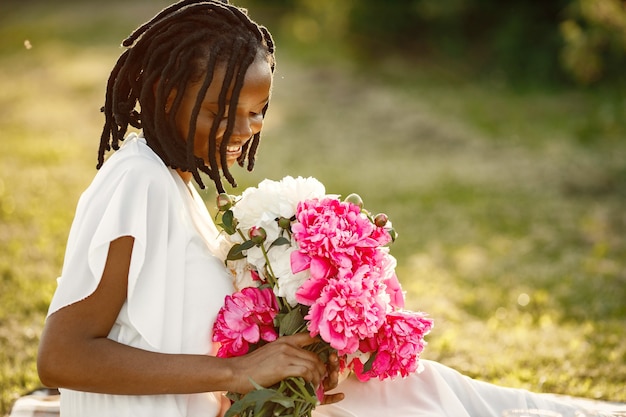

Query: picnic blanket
<box><xmin>9</xmin><ymin>388</ymin><xmax>60</xmax><ymax>417</ymax></box>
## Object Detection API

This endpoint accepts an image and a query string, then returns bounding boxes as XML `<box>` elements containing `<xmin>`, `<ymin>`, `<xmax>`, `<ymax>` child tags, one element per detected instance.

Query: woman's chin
<box><xmin>224</xmin><ymin>157</ymin><xmax>240</xmax><ymax>168</ymax></box>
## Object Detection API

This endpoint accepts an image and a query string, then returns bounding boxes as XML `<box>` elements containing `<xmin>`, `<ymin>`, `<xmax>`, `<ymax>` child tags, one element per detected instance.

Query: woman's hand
<box><xmin>227</xmin><ymin>333</ymin><xmax>328</xmax><ymax>394</ymax></box>
<box><xmin>225</xmin><ymin>333</ymin><xmax>344</xmax><ymax>405</ymax></box>
<box><xmin>320</xmin><ymin>351</ymin><xmax>345</xmax><ymax>405</ymax></box>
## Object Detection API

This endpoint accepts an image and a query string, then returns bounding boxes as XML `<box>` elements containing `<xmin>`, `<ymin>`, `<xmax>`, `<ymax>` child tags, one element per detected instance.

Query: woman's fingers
<box><xmin>277</xmin><ymin>334</ymin><xmax>327</xmax><ymax>382</ymax></box>
<box><xmin>323</xmin><ymin>352</ymin><xmax>340</xmax><ymax>391</ymax></box>
<box><xmin>321</xmin><ymin>392</ymin><xmax>345</xmax><ymax>405</ymax></box>
<box><xmin>230</xmin><ymin>335</ymin><xmax>327</xmax><ymax>393</ymax></box>
<box><xmin>320</xmin><ymin>351</ymin><xmax>344</xmax><ymax>405</ymax></box>
<box><xmin>284</xmin><ymin>332</ymin><xmax>319</xmax><ymax>348</ymax></box>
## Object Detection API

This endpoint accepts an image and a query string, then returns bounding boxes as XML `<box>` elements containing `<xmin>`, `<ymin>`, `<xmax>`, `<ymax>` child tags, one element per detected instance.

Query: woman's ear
<box><xmin>165</xmin><ymin>89</ymin><xmax>176</xmax><ymax>115</ymax></box>
<box><xmin>153</xmin><ymin>79</ymin><xmax>177</xmax><ymax>114</ymax></box>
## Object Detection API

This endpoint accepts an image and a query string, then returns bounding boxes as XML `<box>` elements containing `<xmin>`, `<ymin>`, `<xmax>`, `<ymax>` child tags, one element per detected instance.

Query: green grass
<box><xmin>1</xmin><ymin>1</ymin><xmax>625</xmax><ymax>415</ymax></box>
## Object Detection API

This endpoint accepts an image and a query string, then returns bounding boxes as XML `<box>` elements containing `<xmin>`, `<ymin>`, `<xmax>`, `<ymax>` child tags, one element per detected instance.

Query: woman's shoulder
<box><xmin>82</xmin><ymin>132</ymin><xmax>177</xmax><ymax>203</ymax></box>
<box><xmin>103</xmin><ymin>132</ymin><xmax>168</xmax><ymax>176</ymax></box>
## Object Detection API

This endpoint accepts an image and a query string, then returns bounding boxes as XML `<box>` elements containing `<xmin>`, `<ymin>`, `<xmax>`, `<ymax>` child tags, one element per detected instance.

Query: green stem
<box><xmin>259</xmin><ymin>241</ymin><xmax>291</xmax><ymax>312</ymax></box>
<box><xmin>259</xmin><ymin>243</ymin><xmax>277</xmax><ymax>285</ymax></box>
<box><xmin>235</xmin><ymin>227</ymin><xmax>289</xmax><ymax>307</ymax></box>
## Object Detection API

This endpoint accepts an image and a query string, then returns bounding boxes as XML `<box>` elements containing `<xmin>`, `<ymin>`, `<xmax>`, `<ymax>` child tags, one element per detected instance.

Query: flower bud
<box><xmin>216</xmin><ymin>193</ymin><xmax>233</xmax><ymax>211</ymax></box>
<box><xmin>277</xmin><ymin>216</ymin><xmax>291</xmax><ymax>230</ymax></box>
<box><xmin>344</xmin><ymin>193</ymin><xmax>364</xmax><ymax>208</ymax></box>
<box><xmin>374</xmin><ymin>213</ymin><xmax>388</xmax><ymax>228</ymax></box>
<box><xmin>248</xmin><ymin>226</ymin><xmax>267</xmax><ymax>244</ymax></box>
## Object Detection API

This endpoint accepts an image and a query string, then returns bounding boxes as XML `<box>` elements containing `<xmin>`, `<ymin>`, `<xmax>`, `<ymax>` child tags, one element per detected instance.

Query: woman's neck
<box><xmin>176</xmin><ymin>169</ymin><xmax>192</xmax><ymax>184</ymax></box>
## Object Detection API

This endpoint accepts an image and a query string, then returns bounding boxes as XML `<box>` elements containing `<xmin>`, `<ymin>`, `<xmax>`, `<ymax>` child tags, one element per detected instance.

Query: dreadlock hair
<box><xmin>98</xmin><ymin>0</ymin><xmax>275</xmax><ymax>193</ymax></box>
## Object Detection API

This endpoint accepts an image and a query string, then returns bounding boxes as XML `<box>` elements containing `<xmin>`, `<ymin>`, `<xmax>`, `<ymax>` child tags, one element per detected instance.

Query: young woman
<box><xmin>37</xmin><ymin>1</ymin><xmax>342</xmax><ymax>416</ymax></box>
<box><xmin>36</xmin><ymin>1</ymin><xmax>624</xmax><ymax>417</ymax></box>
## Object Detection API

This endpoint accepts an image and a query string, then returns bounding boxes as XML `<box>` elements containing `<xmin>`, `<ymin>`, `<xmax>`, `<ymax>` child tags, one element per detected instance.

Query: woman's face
<box><xmin>173</xmin><ymin>53</ymin><xmax>273</xmax><ymax>170</ymax></box>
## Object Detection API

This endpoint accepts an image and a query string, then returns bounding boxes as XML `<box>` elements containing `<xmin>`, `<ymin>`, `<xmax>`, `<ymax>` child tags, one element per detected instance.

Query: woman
<box><xmin>36</xmin><ymin>1</ymin><xmax>624</xmax><ymax>417</ymax></box>
<box><xmin>37</xmin><ymin>1</ymin><xmax>342</xmax><ymax>416</ymax></box>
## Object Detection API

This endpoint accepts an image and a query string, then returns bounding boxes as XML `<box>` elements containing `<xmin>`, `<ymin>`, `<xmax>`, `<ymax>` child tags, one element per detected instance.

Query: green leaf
<box><xmin>224</xmin><ymin>377</ymin><xmax>320</xmax><ymax>417</ymax></box>
<box><xmin>270</xmin><ymin>236</ymin><xmax>291</xmax><ymax>249</ymax></box>
<box><xmin>277</xmin><ymin>308</ymin><xmax>305</xmax><ymax>336</ymax></box>
<box><xmin>226</xmin><ymin>244</ymin><xmax>245</xmax><ymax>261</ymax></box>
<box><xmin>226</xmin><ymin>240</ymin><xmax>256</xmax><ymax>261</ymax></box>
<box><xmin>284</xmin><ymin>377</ymin><xmax>319</xmax><ymax>405</ymax></box>
<box><xmin>225</xmin><ymin>390</ymin><xmax>274</xmax><ymax>417</ymax></box>
<box><xmin>240</xmin><ymin>239</ymin><xmax>256</xmax><ymax>250</ymax></box>
<box><xmin>225</xmin><ymin>391</ymin><xmax>242</xmax><ymax>402</ymax></box>
<box><xmin>220</xmin><ymin>210</ymin><xmax>237</xmax><ymax>235</ymax></box>
<box><xmin>363</xmin><ymin>351</ymin><xmax>378</xmax><ymax>373</ymax></box>
<box><xmin>225</xmin><ymin>387</ymin><xmax>297</xmax><ymax>417</ymax></box>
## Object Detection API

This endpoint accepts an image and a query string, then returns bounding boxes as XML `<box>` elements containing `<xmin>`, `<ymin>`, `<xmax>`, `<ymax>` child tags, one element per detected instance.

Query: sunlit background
<box><xmin>1</xmin><ymin>0</ymin><xmax>625</xmax><ymax>414</ymax></box>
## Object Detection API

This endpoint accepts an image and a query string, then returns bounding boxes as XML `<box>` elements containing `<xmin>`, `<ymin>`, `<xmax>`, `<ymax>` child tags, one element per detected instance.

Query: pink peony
<box><xmin>291</xmin><ymin>198</ymin><xmax>380</xmax><ymax>279</ymax></box>
<box><xmin>213</xmin><ymin>287</ymin><xmax>279</xmax><ymax>358</ymax></box>
<box><xmin>370</xmin><ymin>225</ymin><xmax>392</xmax><ymax>247</ymax></box>
<box><xmin>294</xmin><ymin>275</ymin><xmax>329</xmax><ymax>306</ymax></box>
<box><xmin>383</xmin><ymin>273</ymin><xmax>405</xmax><ymax>309</ymax></box>
<box><xmin>352</xmin><ymin>311</ymin><xmax>433</xmax><ymax>381</ymax></box>
<box><xmin>304</xmin><ymin>265</ymin><xmax>387</xmax><ymax>355</ymax></box>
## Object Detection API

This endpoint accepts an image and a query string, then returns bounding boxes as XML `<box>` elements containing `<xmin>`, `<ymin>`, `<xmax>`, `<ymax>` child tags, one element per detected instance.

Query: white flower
<box><xmin>243</xmin><ymin>244</ymin><xmax>267</xmax><ymax>274</ymax></box>
<box><xmin>269</xmin><ymin>245</ymin><xmax>310</xmax><ymax>306</ymax></box>
<box><xmin>222</xmin><ymin>176</ymin><xmax>327</xmax><ymax>302</ymax></box>
<box><xmin>277</xmin><ymin>176</ymin><xmax>327</xmax><ymax>211</ymax></box>
<box><xmin>232</xmin><ymin>176</ymin><xmax>326</xmax><ymax>233</ymax></box>
<box><xmin>227</xmin><ymin>258</ymin><xmax>260</xmax><ymax>291</ymax></box>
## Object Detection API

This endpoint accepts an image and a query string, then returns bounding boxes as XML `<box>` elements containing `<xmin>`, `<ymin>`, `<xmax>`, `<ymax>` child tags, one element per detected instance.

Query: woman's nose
<box><xmin>228</xmin><ymin>116</ymin><xmax>254</xmax><ymax>143</ymax></box>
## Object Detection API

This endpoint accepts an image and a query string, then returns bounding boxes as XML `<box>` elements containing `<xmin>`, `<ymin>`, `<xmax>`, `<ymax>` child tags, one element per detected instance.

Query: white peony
<box><xmin>227</xmin><ymin>258</ymin><xmax>259</xmax><ymax>291</ymax></box>
<box><xmin>231</xmin><ymin>176</ymin><xmax>326</xmax><ymax>234</ymax></box>
<box><xmin>269</xmin><ymin>245</ymin><xmax>311</xmax><ymax>306</ymax></box>
<box><xmin>222</xmin><ymin>176</ymin><xmax>327</xmax><ymax>300</ymax></box>
<box><xmin>243</xmin><ymin>244</ymin><xmax>267</xmax><ymax>275</ymax></box>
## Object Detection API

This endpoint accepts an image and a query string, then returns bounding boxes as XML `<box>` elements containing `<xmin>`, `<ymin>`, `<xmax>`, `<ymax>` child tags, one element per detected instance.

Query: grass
<box><xmin>1</xmin><ymin>0</ymin><xmax>625</xmax><ymax>415</ymax></box>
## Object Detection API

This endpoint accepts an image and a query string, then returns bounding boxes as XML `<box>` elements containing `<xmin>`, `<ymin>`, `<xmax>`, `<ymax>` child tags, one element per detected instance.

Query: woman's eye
<box><xmin>208</xmin><ymin>111</ymin><xmax>227</xmax><ymax>122</ymax></box>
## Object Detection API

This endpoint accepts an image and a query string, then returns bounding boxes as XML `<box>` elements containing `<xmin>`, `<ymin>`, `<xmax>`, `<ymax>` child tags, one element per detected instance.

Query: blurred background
<box><xmin>0</xmin><ymin>0</ymin><xmax>624</xmax><ymax>415</ymax></box>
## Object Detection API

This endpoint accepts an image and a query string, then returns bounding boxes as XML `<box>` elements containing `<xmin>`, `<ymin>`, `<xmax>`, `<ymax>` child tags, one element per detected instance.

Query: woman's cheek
<box><xmin>251</xmin><ymin>115</ymin><xmax>264</xmax><ymax>134</ymax></box>
<box><xmin>196</xmin><ymin>115</ymin><xmax>222</xmax><ymax>137</ymax></box>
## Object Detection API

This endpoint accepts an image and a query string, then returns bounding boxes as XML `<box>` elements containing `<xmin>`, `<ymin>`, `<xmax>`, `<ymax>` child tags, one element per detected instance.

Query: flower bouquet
<box><xmin>212</xmin><ymin>176</ymin><xmax>433</xmax><ymax>417</ymax></box>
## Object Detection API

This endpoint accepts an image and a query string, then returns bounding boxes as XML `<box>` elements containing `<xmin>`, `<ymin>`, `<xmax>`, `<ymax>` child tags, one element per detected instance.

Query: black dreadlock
<box><xmin>98</xmin><ymin>0</ymin><xmax>275</xmax><ymax>193</ymax></box>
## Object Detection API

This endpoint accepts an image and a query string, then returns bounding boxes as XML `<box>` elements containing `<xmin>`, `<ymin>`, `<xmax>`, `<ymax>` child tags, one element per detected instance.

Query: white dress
<box><xmin>314</xmin><ymin>360</ymin><xmax>626</xmax><ymax>417</ymax></box>
<box><xmin>46</xmin><ymin>133</ymin><xmax>234</xmax><ymax>417</ymax></box>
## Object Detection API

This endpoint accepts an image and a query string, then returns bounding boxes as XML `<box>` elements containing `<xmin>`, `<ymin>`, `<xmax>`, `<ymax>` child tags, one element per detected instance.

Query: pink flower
<box><xmin>370</xmin><ymin>225</ymin><xmax>392</xmax><ymax>247</ymax></box>
<box><xmin>250</xmin><ymin>269</ymin><xmax>262</xmax><ymax>282</ymax></box>
<box><xmin>352</xmin><ymin>311</ymin><xmax>433</xmax><ymax>381</ymax></box>
<box><xmin>304</xmin><ymin>266</ymin><xmax>387</xmax><ymax>355</ymax></box>
<box><xmin>213</xmin><ymin>287</ymin><xmax>279</xmax><ymax>358</ymax></box>
<box><xmin>291</xmin><ymin>198</ymin><xmax>380</xmax><ymax>279</ymax></box>
<box><xmin>294</xmin><ymin>275</ymin><xmax>329</xmax><ymax>306</ymax></box>
<box><xmin>383</xmin><ymin>273</ymin><xmax>405</xmax><ymax>309</ymax></box>
<box><xmin>290</xmin><ymin>251</ymin><xmax>333</xmax><ymax>281</ymax></box>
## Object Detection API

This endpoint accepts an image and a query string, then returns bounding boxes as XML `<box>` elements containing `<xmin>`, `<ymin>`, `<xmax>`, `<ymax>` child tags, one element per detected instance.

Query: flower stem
<box><xmin>259</xmin><ymin>242</ymin><xmax>291</xmax><ymax>312</ymax></box>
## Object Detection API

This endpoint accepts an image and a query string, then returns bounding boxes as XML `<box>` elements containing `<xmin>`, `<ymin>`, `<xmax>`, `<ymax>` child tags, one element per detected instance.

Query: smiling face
<box><xmin>173</xmin><ymin>52</ymin><xmax>273</xmax><ymax>177</ymax></box>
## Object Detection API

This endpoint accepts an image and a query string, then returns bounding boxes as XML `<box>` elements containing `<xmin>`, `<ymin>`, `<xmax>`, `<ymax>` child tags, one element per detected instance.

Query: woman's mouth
<box><xmin>226</xmin><ymin>145</ymin><xmax>242</xmax><ymax>158</ymax></box>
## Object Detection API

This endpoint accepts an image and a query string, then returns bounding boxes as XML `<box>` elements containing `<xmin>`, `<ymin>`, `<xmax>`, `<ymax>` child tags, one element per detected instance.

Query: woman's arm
<box><xmin>37</xmin><ymin>236</ymin><xmax>331</xmax><ymax>396</ymax></box>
